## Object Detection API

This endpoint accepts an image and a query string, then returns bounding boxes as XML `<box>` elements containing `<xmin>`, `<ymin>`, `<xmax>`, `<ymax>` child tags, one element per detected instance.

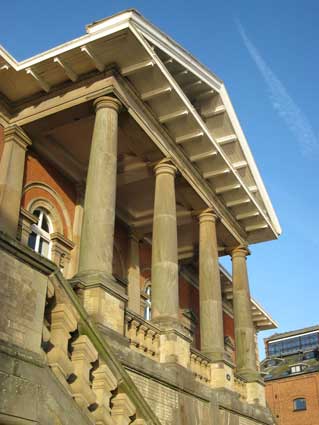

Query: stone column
<box><xmin>0</xmin><ymin>125</ymin><xmax>31</xmax><ymax>238</ymax></box>
<box><xmin>78</xmin><ymin>96</ymin><xmax>121</xmax><ymax>278</ymax></box>
<box><xmin>231</xmin><ymin>246</ymin><xmax>259</xmax><ymax>381</ymax></box>
<box><xmin>199</xmin><ymin>209</ymin><xmax>225</xmax><ymax>361</ymax></box>
<box><xmin>151</xmin><ymin>160</ymin><xmax>179</xmax><ymax>323</ymax></box>
<box><xmin>127</xmin><ymin>232</ymin><xmax>141</xmax><ymax>314</ymax></box>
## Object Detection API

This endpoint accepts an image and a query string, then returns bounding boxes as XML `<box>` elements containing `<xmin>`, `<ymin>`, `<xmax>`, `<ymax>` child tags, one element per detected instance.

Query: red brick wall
<box><xmin>21</xmin><ymin>151</ymin><xmax>76</xmax><ymax>237</ymax></box>
<box><xmin>265</xmin><ymin>372</ymin><xmax>319</xmax><ymax>425</ymax></box>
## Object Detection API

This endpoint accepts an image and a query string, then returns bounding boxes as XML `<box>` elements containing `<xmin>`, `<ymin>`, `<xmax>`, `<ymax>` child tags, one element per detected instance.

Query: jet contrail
<box><xmin>236</xmin><ymin>20</ymin><xmax>318</xmax><ymax>157</ymax></box>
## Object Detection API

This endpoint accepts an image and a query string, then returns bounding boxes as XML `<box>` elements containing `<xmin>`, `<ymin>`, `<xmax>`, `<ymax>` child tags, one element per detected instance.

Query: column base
<box><xmin>210</xmin><ymin>361</ymin><xmax>235</xmax><ymax>390</ymax></box>
<box><xmin>246</xmin><ymin>380</ymin><xmax>266</xmax><ymax>406</ymax></box>
<box><xmin>70</xmin><ymin>271</ymin><xmax>128</xmax><ymax>333</ymax></box>
<box><xmin>151</xmin><ymin>316</ymin><xmax>192</xmax><ymax>368</ymax></box>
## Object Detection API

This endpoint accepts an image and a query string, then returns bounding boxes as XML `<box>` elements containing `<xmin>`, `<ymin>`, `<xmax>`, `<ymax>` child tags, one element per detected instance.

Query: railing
<box><xmin>125</xmin><ymin>310</ymin><xmax>161</xmax><ymax>360</ymax></box>
<box><xmin>189</xmin><ymin>348</ymin><xmax>211</xmax><ymax>384</ymax></box>
<box><xmin>40</xmin><ymin>267</ymin><xmax>162</xmax><ymax>425</ymax></box>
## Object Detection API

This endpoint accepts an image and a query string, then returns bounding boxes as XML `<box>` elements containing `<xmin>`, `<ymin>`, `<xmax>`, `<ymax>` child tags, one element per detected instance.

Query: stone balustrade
<box><xmin>189</xmin><ymin>348</ymin><xmax>211</xmax><ymax>384</ymax></box>
<box><xmin>125</xmin><ymin>310</ymin><xmax>160</xmax><ymax>360</ymax></box>
<box><xmin>41</xmin><ymin>274</ymin><xmax>157</xmax><ymax>425</ymax></box>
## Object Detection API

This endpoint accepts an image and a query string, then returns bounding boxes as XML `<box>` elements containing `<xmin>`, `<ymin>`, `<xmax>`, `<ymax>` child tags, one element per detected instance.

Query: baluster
<box><xmin>70</xmin><ymin>335</ymin><xmax>98</xmax><ymax>417</ymax></box>
<box><xmin>145</xmin><ymin>329</ymin><xmax>155</xmax><ymax>357</ymax></box>
<box><xmin>111</xmin><ymin>393</ymin><xmax>136</xmax><ymax>425</ymax></box>
<box><xmin>47</xmin><ymin>303</ymin><xmax>78</xmax><ymax>392</ymax></box>
<box><xmin>137</xmin><ymin>324</ymin><xmax>147</xmax><ymax>354</ymax></box>
<box><xmin>128</xmin><ymin>320</ymin><xmax>139</xmax><ymax>351</ymax></box>
<box><xmin>92</xmin><ymin>360</ymin><xmax>118</xmax><ymax>425</ymax></box>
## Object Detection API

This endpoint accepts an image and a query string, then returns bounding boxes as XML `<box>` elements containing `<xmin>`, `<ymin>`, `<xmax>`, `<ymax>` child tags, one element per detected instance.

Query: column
<box><xmin>231</xmin><ymin>246</ymin><xmax>259</xmax><ymax>381</ymax></box>
<box><xmin>69</xmin><ymin>183</ymin><xmax>85</xmax><ymax>277</ymax></box>
<box><xmin>78</xmin><ymin>96</ymin><xmax>121</xmax><ymax>278</ymax></box>
<box><xmin>0</xmin><ymin>125</ymin><xmax>31</xmax><ymax>238</ymax></box>
<box><xmin>127</xmin><ymin>232</ymin><xmax>141</xmax><ymax>314</ymax></box>
<box><xmin>199</xmin><ymin>209</ymin><xmax>225</xmax><ymax>361</ymax></box>
<box><xmin>151</xmin><ymin>160</ymin><xmax>179</xmax><ymax>323</ymax></box>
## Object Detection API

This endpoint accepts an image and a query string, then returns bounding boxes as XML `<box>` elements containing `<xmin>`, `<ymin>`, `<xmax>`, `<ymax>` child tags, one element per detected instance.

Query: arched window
<box><xmin>28</xmin><ymin>208</ymin><xmax>52</xmax><ymax>259</ymax></box>
<box><xmin>293</xmin><ymin>398</ymin><xmax>306</xmax><ymax>411</ymax></box>
<box><xmin>144</xmin><ymin>283</ymin><xmax>152</xmax><ymax>320</ymax></box>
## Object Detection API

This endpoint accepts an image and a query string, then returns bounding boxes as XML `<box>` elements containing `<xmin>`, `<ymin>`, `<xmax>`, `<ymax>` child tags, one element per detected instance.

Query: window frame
<box><xmin>28</xmin><ymin>208</ymin><xmax>53</xmax><ymax>259</ymax></box>
<box><xmin>293</xmin><ymin>398</ymin><xmax>307</xmax><ymax>411</ymax></box>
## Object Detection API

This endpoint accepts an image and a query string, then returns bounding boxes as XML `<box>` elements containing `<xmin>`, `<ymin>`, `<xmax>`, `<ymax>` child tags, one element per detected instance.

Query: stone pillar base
<box><xmin>151</xmin><ymin>317</ymin><xmax>192</xmax><ymax>368</ymax></box>
<box><xmin>246</xmin><ymin>380</ymin><xmax>266</xmax><ymax>406</ymax></box>
<box><xmin>210</xmin><ymin>361</ymin><xmax>235</xmax><ymax>390</ymax></box>
<box><xmin>70</xmin><ymin>272</ymin><xmax>128</xmax><ymax>334</ymax></box>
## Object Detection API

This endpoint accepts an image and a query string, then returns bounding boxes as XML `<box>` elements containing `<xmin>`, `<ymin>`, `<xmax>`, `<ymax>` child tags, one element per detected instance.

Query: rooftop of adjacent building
<box><xmin>261</xmin><ymin>325</ymin><xmax>319</xmax><ymax>381</ymax></box>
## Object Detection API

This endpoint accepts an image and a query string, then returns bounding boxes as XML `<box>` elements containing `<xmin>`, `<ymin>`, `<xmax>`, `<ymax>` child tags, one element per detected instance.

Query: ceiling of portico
<box><xmin>1</xmin><ymin>9</ymin><xmax>281</xmax><ymax>246</ymax></box>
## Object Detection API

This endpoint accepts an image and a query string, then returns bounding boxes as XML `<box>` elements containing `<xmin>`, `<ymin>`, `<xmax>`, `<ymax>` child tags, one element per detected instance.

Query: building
<box><xmin>262</xmin><ymin>326</ymin><xmax>319</xmax><ymax>425</ymax></box>
<box><xmin>0</xmin><ymin>10</ymin><xmax>281</xmax><ymax>425</ymax></box>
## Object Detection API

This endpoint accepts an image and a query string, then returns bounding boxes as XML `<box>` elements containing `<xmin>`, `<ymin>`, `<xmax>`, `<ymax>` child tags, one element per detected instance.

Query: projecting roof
<box><xmin>0</xmin><ymin>9</ymin><xmax>281</xmax><ymax>245</ymax></box>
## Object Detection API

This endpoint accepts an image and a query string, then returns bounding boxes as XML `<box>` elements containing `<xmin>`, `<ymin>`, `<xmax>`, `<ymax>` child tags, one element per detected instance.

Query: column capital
<box><xmin>198</xmin><ymin>208</ymin><xmax>218</xmax><ymax>223</ymax></box>
<box><xmin>154</xmin><ymin>159</ymin><xmax>177</xmax><ymax>177</ymax></box>
<box><xmin>230</xmin><ymin>245</ymin><xmax>251</xmax><ymax>259</ymax></box>
<box><xmin>4</xmin><ymin>125</ymin><xmax>32</xmax><ymax>150</ymax></box>
<box><xmin>93</xmin><ymin>96</ymin><xmax>122</xmax><ymax>113</ymax></box>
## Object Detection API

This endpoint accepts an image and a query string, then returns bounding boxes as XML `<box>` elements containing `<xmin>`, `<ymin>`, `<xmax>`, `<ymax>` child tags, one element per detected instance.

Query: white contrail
<box><xmin>236</xmin><ymin>20</ymin><xmax>318</xmax><ymax>156</ymax></box>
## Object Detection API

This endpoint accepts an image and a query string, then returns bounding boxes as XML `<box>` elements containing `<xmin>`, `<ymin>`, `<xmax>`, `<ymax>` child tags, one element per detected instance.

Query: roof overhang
<box><xmin>0</xmin><ymin>9</ymin><xmax>281</xmax><ymax>245</ymax></box>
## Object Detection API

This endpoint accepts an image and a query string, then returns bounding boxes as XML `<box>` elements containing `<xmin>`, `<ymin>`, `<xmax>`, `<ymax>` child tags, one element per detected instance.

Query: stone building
<box><xmin>0</xmin><ymin>10</ymin><xmax>281</xmax><ymax>425</ymax></box>
<box><xmin>262</xmin><ymin>326</ymin><xmax>319</xmax><ymax>425</ymax></box>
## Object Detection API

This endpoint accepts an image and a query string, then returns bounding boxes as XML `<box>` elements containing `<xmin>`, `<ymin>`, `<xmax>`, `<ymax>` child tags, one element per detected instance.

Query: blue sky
<box><xmin>2</xmin><ymin>1</ymin><xmax>318</xmax><ymax>356</ymax></box>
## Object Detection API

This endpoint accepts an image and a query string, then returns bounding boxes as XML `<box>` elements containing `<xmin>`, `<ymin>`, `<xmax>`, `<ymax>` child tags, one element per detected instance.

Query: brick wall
<box><xmin>265</xmin><ymin>372</ymin><xmax>319</xmax><ymax>425</ymax></box>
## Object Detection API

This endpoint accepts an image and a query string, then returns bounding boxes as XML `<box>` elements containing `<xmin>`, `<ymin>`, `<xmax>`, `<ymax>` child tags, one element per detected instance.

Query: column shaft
<box><xmin>151</xmin><ymin>160</ymin><xmax>179</xmax><ymax>321</ymax></box>
<box><xmin>0</xmin><ymin>125</ymin><xmax>31</xmax><ymax>238</ymax></box>
<box><xmin>127</xmin><ymin>234</ymin><xmax>141</xmax><ymax>314</ymax></box>
<box><xmin>199</xmin><ymin>209</ymin><xmax>225</xmax><ymax>361</ymax></box>
<box><xmin>231</xmin><ymin>247</ymin><xmax>259</xmax><ymax>380</ymax></box>
<box><xmin>78</xmin><ymin>96</ymin><xmax>121</xmax><ymax>276</ymax></box>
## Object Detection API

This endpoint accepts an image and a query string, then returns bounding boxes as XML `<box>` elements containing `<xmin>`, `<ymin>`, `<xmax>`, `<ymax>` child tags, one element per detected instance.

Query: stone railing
<box><xmin>125</xmin><ymin>310</ymin><xmax>160</xmax><ymax>360</ymax></box>
<box><xmin>189</xmin><ymin>348</ymin><xmax>211</xmax><ymax>384</ymax></box>
<box><xmin>233</xmin><ymin>375</ymin><xmax>247</xmax><ymax>401</ymax></box>
<box><xmin>42</xmin><ymin>272</ymin><xmax>162</xmax><ymax>425</ymax></box>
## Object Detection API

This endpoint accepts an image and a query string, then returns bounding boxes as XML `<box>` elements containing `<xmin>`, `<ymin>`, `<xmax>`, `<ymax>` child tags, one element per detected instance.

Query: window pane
<box><xmin>28</xmin><ymin>232</ymin><xmax>37</xmax><ymax>250</ymax></box>
<box><xmin>39</xmin><ymin>238</ymin><xmax>49</xmax><ymax>258</ymax></box>
<box><xmin>294</xmin><ymin>398</ymin><xmax>306</xmax><ymax>411</ymax></box>
<box><xmin>41</xmin><ymin>214</ymin><xmax>49</xmax><ymax>232</ymax></box>
<box><xmin>33</xmin><ymin>209</ymin><xmax>41</xmax><ymax>218</ymax></box>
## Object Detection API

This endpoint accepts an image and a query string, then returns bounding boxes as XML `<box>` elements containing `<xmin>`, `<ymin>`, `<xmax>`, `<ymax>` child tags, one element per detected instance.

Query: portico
<box><xmin>0</xmin><ymin>10</ymin><xmax>280</xmax><ymax>422</ymax></box>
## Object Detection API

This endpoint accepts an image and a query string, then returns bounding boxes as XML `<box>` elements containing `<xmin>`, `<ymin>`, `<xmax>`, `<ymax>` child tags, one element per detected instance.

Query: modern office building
<box><xmin>262</xmin><ymin>326</ymin><xmax>319</xmax><ymax>425</ymax></box>
<box><xmin>0</xmin><ymin>10</ymin><xmax>280</xmax><ymax>425</ymax></box>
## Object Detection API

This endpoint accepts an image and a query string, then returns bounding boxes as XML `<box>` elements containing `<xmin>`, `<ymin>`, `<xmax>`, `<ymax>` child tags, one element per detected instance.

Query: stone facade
<box><xmin>0</xmin><ymin>10</ymin><xmax>280</xmax><ymax>425</ymax></box>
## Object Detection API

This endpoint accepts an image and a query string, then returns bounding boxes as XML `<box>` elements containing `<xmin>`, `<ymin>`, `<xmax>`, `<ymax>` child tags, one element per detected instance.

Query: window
<box><xmin>144</xmin><ymin>284</ymin><xmax>152</xmax><ymax>320</ymax></box>
<box><xmin>28</xmin><ymin>208</ymin><xmax>52</xmax><ymax>259</ymax></box>
<box><xmin>293</xmin><ymin>398</ymin><xmax>306</xmax><ymax>411</ymax></box>
<box><xmin>290</xmin><ymin>365</ymin><xmax>302</xmax><ymax>374</ymax></box>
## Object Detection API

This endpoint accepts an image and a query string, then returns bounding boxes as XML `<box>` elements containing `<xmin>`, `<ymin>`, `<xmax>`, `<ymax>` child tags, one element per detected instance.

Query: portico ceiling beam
<box><xmin>236</xmin><ymin>211</ymin><xmax>260</xmax><ymax>221</ymax></box>
<box><xmin>26</xmin><ymin>68</ymin><xmax>50</xmax><ymax>93</ymax></box>
<box><xmin>215</xmin><ymin>183</ymin><xmax>241</xmax><ymax>194</ymax></box>
<box><xmin>233</xmin><ymin>160</ymin><xmax>248</xmax><ymax>170</ymax></box>
<box><xmin>226</xmin><ymin>198</ymin><xmax>251</xmax><ymax>208</ymax></box>
<box><xmin>54</xmin><ymin>57</ymin><xmax>78</xmax><ymax>82</ymax></box>
<box><xmin>245</xmin><ymin>223</ymin><xmax>268</xmax><ymax>232</ymax></box>
<box><xmin>190</xmin><ymin>150</ymin><xmax>218</xmax><ymax>163</ymax></box>
<box><xmin>121</xmin><ymin>59</ymin><xmax>154</xmax><ymax>76</ymax></box>
<box><xmin>163</xmin><ymin>58</ymin><xmax>174</xmax><ymax>65</ymax></box>
<box><xmin>249</xmin><ymin>185</ymin><xmax>258</xmax><ymax>193</ymax></box>
<box><xmin>183</xmin><ymin>80</ymin><xmax>203</xmax><ymax>93</ymax></box>
<box><xmin>216</xmin><ymin>134</ymin><xmax>237</xmax><ymax>146</ymax></box>
<box><xmin>176</xmin><ymin>130</ymin><xmax>204</xmax><ymax>144</ymax></box>
<box><xmin>141</xmin><ymin>86</ymin><xmax>172</xmax><ymax>101</ymax></box>
<box><xmin>196</xmin><ymin>89</ymin><xmax>215</xmax><ymax>101</ymax></box>
<box><xmin>201</xmin><ymin>105</ymin><xmax>226</xmax><ymax>119</ymax></box>
<box><xmin>203</xmin><ymin>167</ymin><xmax>230</xmax><ymax>179</ymax></box>
<box><xmin>80</xmin><ymin>45</ymin><xmax>105</xmax><ymax>72</ymax></box>
<box><xmin>173</xmin><ymin>69</ymin><xmax>189</xmax><ymax>79</ymax></box>
<box><xmin>159</xmin><ymin>109</ymin><xmax>188</xmax><ymax>124</ymax></box>
<box><xmin>0</xmin><ymin>64</ymin><xmax>9</xmax><ymax>71</ymax></box>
